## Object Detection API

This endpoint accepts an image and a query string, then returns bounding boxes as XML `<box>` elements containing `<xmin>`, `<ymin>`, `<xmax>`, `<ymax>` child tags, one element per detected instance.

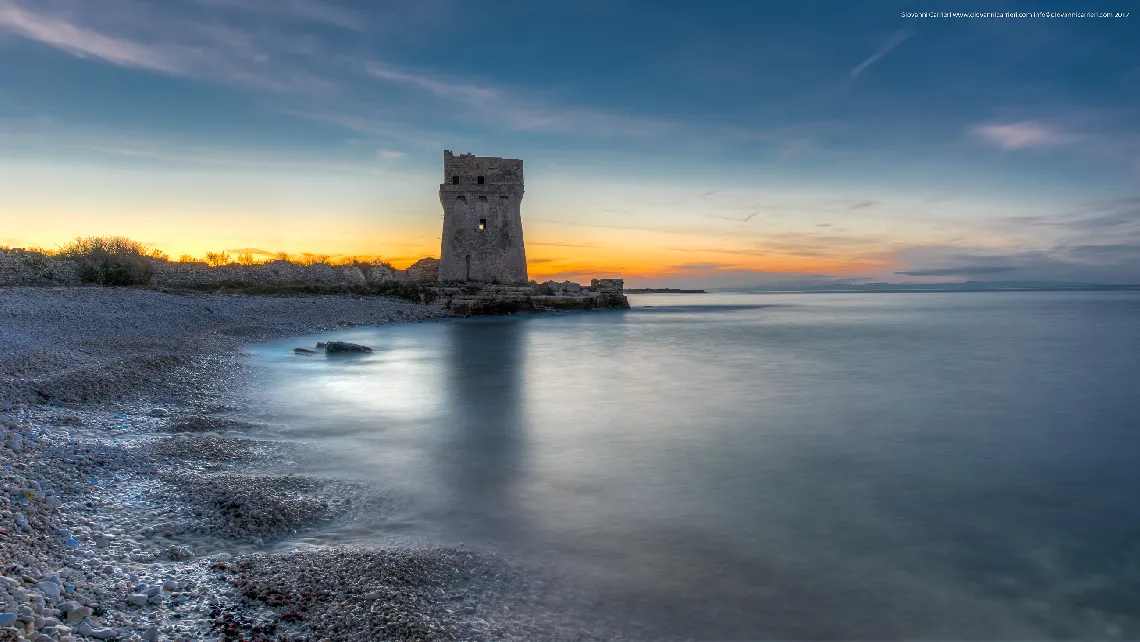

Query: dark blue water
<box><xmin>248</xmin><ymin>291</ymin><xmax>1140</xmax><ymax>639</ymax></box>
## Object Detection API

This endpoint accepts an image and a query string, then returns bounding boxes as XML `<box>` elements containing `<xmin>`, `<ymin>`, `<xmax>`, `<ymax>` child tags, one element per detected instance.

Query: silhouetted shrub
<box><xmin>204</xmin><ymin>251</ymin><xmax>231</xmax><ymax>267</ymax></box>
<box><xmin>58</xmin><ymin>236</ymin><xmax>154</xmax><ymax>286</ymax></box>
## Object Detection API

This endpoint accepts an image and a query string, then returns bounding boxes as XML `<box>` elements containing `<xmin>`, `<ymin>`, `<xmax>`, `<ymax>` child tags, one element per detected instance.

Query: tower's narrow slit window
<box><xmin>451</xmin><ymin>175</ymin><xmax>460</xmax><ymax>185</ymax></box>
<box><xmin>477</xmin><ymin>176</ymin><xmax>485</xmax><ymax>185</ymax></box>
<box><xmin>478</xmin><ymin>219</ymin><xmax>487</xmax><ymax>230</ymax></box>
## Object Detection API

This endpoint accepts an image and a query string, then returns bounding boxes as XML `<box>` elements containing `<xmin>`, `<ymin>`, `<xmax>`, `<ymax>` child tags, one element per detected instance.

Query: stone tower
<box><xmin>438</xmin><ymin>150</ymin><xmax>527</xmax><ymax>284</ymax></box>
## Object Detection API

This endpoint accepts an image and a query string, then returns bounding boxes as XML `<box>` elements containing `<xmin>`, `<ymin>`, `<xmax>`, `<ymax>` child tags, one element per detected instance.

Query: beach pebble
<box><xmin>167</xmin><ymin>545</ymin><xmax>194</xmax><ymax>560</ymax></box>
<box><xmin>0</xmin><ymin>613</ymin><xmax>17</xmax><ymax>626</ymax></box>
<box><xmin>141</xmin><ymin>626</ymin><xmax>160</xmax><ymax>642</ymax></box>
<box><xmin>64</xmin><ymin>607</ymin><xmax>91</xmax><ymax>624</ymax></box>
<box><xmin>91</xmin><ymin>627</ymin><xmax>118</xmax><ymax>640</ymax></box>
<box><xmin>125</xmin><ymin>594</ymin><xmax>148</xmax><ymax>607</ymax></box>
<box><xmin>149</xmin><ymin>408</ymin><xmax>170</xmax><ymax>417</ymax></box>
<box><xmin>35</xmin><ymin>581</ymin><xmax>60</xmax><ymax>597</ymax></box>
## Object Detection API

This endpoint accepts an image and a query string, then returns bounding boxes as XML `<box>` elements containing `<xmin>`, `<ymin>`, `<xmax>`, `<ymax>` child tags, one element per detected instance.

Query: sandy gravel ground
<box><xmin>1</xmin><ymin>287</ymin><xmax>650</xmax><ymax>641</ymax></box>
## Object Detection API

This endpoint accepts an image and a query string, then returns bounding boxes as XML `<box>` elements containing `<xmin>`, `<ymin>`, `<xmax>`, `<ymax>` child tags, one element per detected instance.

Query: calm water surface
<box><xmin>247</xmin><ymin>291</ymin><xmax>1140</xmax><ymax>639</ymax></box>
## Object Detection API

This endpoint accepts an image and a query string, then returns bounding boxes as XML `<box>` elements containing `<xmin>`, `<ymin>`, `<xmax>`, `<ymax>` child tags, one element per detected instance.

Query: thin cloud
<box><xmin>703</xmin><ymin>211</ymin><xmax>758</xmax><ymax>222</ymax></box>
<box><xmin>850</xmin><ymin>25</ymin><xmax>913</xmax><ymax>78</ymax></box>
<box><xmin>973</xmin><ymin>121</ymin><xmax>1076</xmax><ymax>150</ymax></box>
<box><xmin>780</xmin><ymin>138</ymin><xmax>810</xmax><ymax>160</ymax></box>
<box><xmin>667</xmin><ymin>262</ymin><xmax>733</xmax><ymax>271</ymax></box>
<box><xmin>192</xmin><ymin>0</ymin><xmax>363</xmax><ymax>31</ymax></box>
<box><xmin>0</xmin><ymin>0</ymin><xmax>334</xmax><ymax>93</ymax></box>
<box><xmin>849</xmin><ymin>200</ymin><xmax>875</xmax><ymax>210</ymax></box>
<box><xmin>364</xmin><ymin>62</ymin><xmax>673</xmax><ymax>138</ymax></box>
<box><xmin>0</xmin><ymin>1</ymin><xmax>177</xmax><ymax>73</ymax></box>
<box><xmin>224</xmin><ymin>247</ymin><xmax>275</xmax><ymax>256</ymax></box>
<box><xmin>376</xmin><ymin>149</ymin><xmax>405</xmax><ymax>162</ymax></box>
<box><xmin>529</xmin><ymin>241</ymin><xmax>597</xmax><ymax>248</ymax></box>
<box><xmin>895</xmin><ymin>266</ymin><xmax>1017</xmax><ymax>277</ymax></box>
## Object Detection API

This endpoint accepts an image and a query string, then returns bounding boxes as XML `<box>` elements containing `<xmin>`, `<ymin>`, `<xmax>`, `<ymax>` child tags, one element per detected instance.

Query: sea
<box><xmin>246</xmin><ymin>290</ymin><xmax>1140</xmax><ymax>639</ymax></box>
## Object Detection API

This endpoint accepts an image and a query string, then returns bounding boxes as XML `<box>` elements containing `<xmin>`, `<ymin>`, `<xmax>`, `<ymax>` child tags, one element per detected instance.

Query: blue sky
<box><xmin>0</xmin><ymin>0</ymin><xmax>1138</xmax><ymax>286</ymax></box>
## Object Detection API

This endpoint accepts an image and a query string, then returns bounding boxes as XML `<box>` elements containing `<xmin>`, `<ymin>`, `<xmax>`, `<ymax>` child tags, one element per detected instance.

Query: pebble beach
<box><xmin>0</xmin><ymin>287</ymin><xmax>646</xmax><ymax>642</ymax></box>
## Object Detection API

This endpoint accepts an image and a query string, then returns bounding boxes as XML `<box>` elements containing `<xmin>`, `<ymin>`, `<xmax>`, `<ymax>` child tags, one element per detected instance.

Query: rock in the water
<box><xmin>324</xmin><ymin>341</ymin><xmax>372</xmax><ymax>354</ymax></box>
<box><xmin>293</xmin><ymin>348</ymin><xmax>316</xmax><ymax>354</ymax></box>
<box><xmin>315</xmin><ymin>342</ymin><xmax>328</xmax><ymax>349</ymax></box>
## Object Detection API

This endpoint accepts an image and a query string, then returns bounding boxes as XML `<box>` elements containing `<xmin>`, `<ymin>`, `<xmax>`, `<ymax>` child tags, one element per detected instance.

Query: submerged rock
<box><xmin>293</xmin><ymin>348</ymin><xmax>316</xmax><ymax>355</ymax></box>
<box><xmin>324</xmin><ymin>341</ymin><xmax>373</xmax><ymax>354</ymax></box>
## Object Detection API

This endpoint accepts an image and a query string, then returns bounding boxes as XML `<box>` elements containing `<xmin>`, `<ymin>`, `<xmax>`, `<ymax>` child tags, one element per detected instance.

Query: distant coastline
<box><xmin>718</xmin><ymin>281</ymin><xmax>1140</xmax><ymax>294</ymax></box>
<box><xmin>626</xmin><ymin>288</ymin><xmax>707</xmax><ymax>294</ymax></box>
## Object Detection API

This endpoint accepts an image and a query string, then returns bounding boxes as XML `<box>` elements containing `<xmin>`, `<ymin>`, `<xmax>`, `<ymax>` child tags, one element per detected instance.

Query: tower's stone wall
<box><xmin>438</xmin><ymin>151</ymin><xmax>528</xmax><ymax>284</ymax></box>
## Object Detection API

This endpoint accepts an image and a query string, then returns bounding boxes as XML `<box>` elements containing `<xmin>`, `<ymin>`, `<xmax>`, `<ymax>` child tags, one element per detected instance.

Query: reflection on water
<box><xmin>247</xmin><ymin>292</ymin><xmax>1140</xmax><ymax>639</ymax></box>
<box><xmin>436</xmin><ymin>319</ymin><xmax>526</xmax><ymax>541</ymax></box>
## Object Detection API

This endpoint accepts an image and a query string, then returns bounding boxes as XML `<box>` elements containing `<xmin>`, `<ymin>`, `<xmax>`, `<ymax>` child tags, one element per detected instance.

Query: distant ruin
<box><xmin>438</xmin><ymin>151</ymin><xmax>528</xmax><ymax>284</ymax></box>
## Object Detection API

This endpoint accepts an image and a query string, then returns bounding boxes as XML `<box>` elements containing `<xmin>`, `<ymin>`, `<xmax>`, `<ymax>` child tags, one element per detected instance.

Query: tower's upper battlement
<box><xmin>441</xmin><ymin>150</ymin><xmax>523</xmax><ymax>189</ymax></box>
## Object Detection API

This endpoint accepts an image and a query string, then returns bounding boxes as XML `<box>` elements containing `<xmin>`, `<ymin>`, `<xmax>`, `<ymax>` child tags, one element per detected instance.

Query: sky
<box><xmin>0</xmin><ymin>0</ymin><xmax>1138</xmax><ymax>288</ymax></box>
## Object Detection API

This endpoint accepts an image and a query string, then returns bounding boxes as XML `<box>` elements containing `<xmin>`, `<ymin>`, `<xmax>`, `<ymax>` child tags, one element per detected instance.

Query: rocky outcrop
<box><xmin>406</xmin><ymin>258</ymin><xmax>440</xmax><ymax>282</ymax></box>
<box><xmin>426</xmin><ymin>279</ymin><xmax>629</xmax><ymax>315</ymax></box>
<box><xmin>365</xmin><ymin>265</ymin><xmax>398</xmax><ymax>283</ymax></box>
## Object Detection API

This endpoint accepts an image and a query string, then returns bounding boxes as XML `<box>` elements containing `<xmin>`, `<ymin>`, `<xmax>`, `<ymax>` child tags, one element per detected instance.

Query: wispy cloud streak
<box><xmin>364</xmin><ymin>63</ymin><xmax>673</xmax><ymax>138</ymax></box>
<box><xmin>0</xmin><ymin>0</ymin><xmax>176</xmax><ymax>72</ymax></box>
<box><xmin>851</xmin><ymin>25</ymin><xmax>913</xmax><ymax>78</ymax></box>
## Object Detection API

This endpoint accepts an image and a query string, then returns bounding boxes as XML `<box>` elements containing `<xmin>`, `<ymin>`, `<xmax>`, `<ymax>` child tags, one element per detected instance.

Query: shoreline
<box><xmin>1</xmin><ymin>287</ymin><xmax>643</xmax><ymax>641</ymax></box>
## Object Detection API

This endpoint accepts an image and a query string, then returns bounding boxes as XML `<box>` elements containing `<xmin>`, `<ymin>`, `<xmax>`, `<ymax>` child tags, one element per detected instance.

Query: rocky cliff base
<box><xmin>428</xmin><ymin>279</ymin><xmax>629</xmax><ymax>315</ymax></box>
